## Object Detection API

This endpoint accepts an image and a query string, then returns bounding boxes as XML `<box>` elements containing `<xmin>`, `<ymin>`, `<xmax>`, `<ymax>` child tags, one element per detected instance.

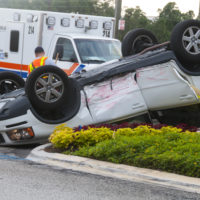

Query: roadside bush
<box><xmin>49</xmin><ymin>124</ymin><xmax>113</xmax><ymax>150</ymax></box>
<box><xmin>71</xmin><ymin>133</ymin><xmax>200</xmax><ymax>177</ymax></box>
<box><xmin>49</xmin><ymin>124</ymin><xmax>200</xmax><ymax>177</ymax></box>
<box><xmin>74</xmin><ymin>122</ymin><xmax>197</xmax><ymax>132</ymax></box>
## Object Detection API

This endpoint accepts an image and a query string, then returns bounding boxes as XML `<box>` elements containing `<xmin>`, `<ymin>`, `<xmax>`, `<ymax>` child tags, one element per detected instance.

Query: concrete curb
<box><xmin>27</xmin><ymin>143</ymin><xmax>200</xmax><ymax>195</ymax></box>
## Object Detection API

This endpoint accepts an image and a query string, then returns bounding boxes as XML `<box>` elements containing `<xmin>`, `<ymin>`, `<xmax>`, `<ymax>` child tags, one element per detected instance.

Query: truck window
<box><xmin>10</xmin><ymin>30</ymin><xmax>19</xmax><ymax>52</ymax></box>
<box><xmin>75</xmin><ymin>39</ymin><xmax>121</xmax><ymax>64</ymax></box>
<box><xmin>53</xmin><ymin>38</ymin><xmax>77</xmax><ymax>62</ymax></box>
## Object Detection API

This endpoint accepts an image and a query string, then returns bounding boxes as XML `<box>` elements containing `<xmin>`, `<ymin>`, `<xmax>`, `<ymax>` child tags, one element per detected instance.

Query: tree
<box><xmin>118</xmin><ymin>6</ymin><xmax>151</xmax><ymax>40</ymax></box>
<box><xmin>0</xmin><ymin>0</ymin><xmax>114</xmax><ymax>16</ymax></box>
<box><xmin>150</xmin><ymin>2</ymin><xmax>194</xmax><ymax>42</ymax></box>
<box><xmin>95</xmin><ymin>0</ymin><xmax>114</xmax><ymax>17</ymax></box>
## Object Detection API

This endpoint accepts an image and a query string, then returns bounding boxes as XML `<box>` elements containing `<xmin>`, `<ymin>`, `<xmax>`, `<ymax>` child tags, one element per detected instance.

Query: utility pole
<box><xmin>114</xmin><ymin>0</ymin><xmax>122</xmax><ymax>38</ymax></box>
<box><xmin>198</xmin><ymin>0</ymin><xmax>200</xmax><ymax>19</ymax></box>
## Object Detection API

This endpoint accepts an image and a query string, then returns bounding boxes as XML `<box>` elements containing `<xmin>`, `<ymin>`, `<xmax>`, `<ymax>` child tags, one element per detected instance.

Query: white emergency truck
<box><xmin>0</xmin><ymin>8</ymin><xmax>121</xmax><ymax>78</ymax></box>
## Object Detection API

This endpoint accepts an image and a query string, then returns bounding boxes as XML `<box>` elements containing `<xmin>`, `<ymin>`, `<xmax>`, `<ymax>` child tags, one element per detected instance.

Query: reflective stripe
<box><xmin>63</xmin><ymin>63</ymin><xmax>79</xmax><ymax>76</ymax></box>
<box><xmin>0</xmin><ymin>61</ymin><xmax>28</xmax><ymax>71</ymax></box>
<box><xmin>28</xmin><ymin>63</ymin><xmax>33</xmax><ymax>74</ymax></box>
<box><xmin>0</xmin><ymin>68</ymin><xmax>28</xmax><ymax>78</ymax></box>
<box><xmin>74</xmin><ymin>64</ymin><xmax>86</xmax><ymax>73</ymax></box>
<box><xmin>0</xmin><ymin>62</ymin><xmax>28</xmax><ymax>78</ymax></box>
<box><xmin>40</xmin><ymin>56</ymin><xmax>47</xmax><ymax>66</ymax></box>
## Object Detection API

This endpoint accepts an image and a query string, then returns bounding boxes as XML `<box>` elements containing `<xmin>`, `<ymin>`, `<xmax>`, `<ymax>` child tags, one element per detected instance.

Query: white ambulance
<box><xmin>0</xmin><ymin>8</ymin><xmax>121</xmax><ymax>78</ymax></box>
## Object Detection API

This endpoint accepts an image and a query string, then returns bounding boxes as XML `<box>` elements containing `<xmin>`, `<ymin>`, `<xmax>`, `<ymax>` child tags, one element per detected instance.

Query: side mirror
<box><xmin>70</xmin><ymin>54</ymin><xmax>78</xmax><ymax>62</ymax></box>
<box><xmin>54</xmin><ymin>45</ymin><xmax>64</xmax><ymax>60</ymax></box>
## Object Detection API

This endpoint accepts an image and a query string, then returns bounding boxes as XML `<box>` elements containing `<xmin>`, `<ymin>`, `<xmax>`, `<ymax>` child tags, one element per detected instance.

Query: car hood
<box><xmin>0</xmin><ymin>89</ymin><xmax>30</xmax><ymax>120</ymax></box>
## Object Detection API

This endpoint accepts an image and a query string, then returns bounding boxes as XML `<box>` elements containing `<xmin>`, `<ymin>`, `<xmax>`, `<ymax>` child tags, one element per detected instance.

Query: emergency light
<box><xmin>90</xmin><ymin>20</ymin><xmax>98</xmax><ymax>29</ymax></box>
<box><xmin>61</xmin><ymin>18</ymin><xmax>70</xmax><ymax>27</ymax></box>
<box><xmin>103</xmin><ymin>21</ymin><xmax>112</xmax><ymax>30</ymax></box>
<box><xmin>76</xmin><ymin>19</ymin><xmax>84</xmax><ymax>28</ymax></box>
<box><xmin>46</xmin><ymin>16</ymin><xmax>56</xmax><ymax>26</ymax></box>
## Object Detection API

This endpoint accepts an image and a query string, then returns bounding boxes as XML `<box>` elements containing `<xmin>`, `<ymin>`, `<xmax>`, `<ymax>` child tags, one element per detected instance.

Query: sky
<box><xmin>122</xmin><ymin>0</ymin><xmax>199</xmax><ymax>17</ymax></box>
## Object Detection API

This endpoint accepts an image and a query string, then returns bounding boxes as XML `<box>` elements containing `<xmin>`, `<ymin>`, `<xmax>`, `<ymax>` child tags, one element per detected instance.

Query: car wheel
<box><xmin>30</xmin><ymin>78</ymin><xmax>81</xmax><ymax>124</ymax></box>
<box><xmin>0</xmin><ymin>71</ymin><xmax>25</xmax><ymax>95</ymax></box>
<box><xmin>171</xmin><ymin>20</ymin><xmax>200</xmax><ymax>64</ymax></box>
<box><xmin>122</xmin><ymin>28</ymin><xmax>158</xmax><ymax>57</ymax></box>
<box><xmin>25</xmin><ymin>65</ymin><xmax>69</xmax><ymax>110</ymax></box>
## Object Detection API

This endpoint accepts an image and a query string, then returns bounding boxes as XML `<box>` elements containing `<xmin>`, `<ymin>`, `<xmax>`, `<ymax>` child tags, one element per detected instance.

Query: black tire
<box><xmin>171</xmin><ymin>20</ymin><xmax>200</xmax><ymax>64</ymax></box>
<box><xmin>0</xmin><ymin>71</ymin><xmax>25</xmax><ymax>95</ymax></box>
<box><xmin>25</xmin><ymin>65</ymin><xmax>69</xmax><ymax>110</ymax></box>
<box><xmin>122</xmin><ymin>28</ymin><xmax>158</xmax><ymax>57</ymax></box>
<box><xmin>30</xmin><ymin>78</ymin><xmax>81</xmax><ymax>124</ymax></box>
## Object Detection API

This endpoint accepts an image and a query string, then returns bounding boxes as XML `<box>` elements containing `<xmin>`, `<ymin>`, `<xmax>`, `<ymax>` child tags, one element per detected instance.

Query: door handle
<box><xmin>4</xmin><ymin>52</ymin><xmax>8</xmax><ymax>58</ymax></box>
<box><xmin>132</xmin><ymin>103</ymin><xmax>145</xmax><ymax>109</ymax></box>
<box><xmin>179</xmin><ymin>95</ymin><xmax>193</xmax><ymax>100</ymax></box>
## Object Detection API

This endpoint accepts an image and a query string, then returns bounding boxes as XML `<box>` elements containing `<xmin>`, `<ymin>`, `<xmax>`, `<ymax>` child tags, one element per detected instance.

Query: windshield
<box><xmin>74</xmin><ymin>39</ymin><xmax>122</xmax><ymax>64</ymax></box>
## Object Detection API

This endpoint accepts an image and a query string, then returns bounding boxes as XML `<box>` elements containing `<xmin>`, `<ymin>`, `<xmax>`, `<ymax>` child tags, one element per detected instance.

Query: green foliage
<box><xmin>149</xmin><ymin>2</ymin><xmax>195</xmax><ymax>42</ymax></box>
<box><xmin>118</xmin><ymin>7</ymin><xmax>151</xmax><ymax>41</ymax></box>
<box><xmin>71</xmin><ymin>131</ymin><xmax>200</xmax><ymax>177</ymax></box>
<box><xmin>95</xmin><ymin>0</ymin><xmax>114</xmax><ymax>17</ymax></box>
<box><xmin>0</xmin><ymin>0</ymin><xmax>114</xmax><ymax>16</ymax></box>
<box><xmin>118</xmin><ymin>2</ymin><xmax>195</xmax><ymax>42</ymax></box>
<box><xmin>49</xmin><ymin>124</ymin><xmax>113</xmax><ymax>150</ymax></box>
<box><xmin>49</xmin><ymin>124</ymin><xmax>200</xmax><ymax>177</ymax></box>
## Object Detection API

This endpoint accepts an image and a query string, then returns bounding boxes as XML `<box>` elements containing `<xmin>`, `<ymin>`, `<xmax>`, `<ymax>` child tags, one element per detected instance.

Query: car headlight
<box><xmin>6</xmin><ymin>128</ymin><xmax>34</xmax><ymax>141</ymax></box>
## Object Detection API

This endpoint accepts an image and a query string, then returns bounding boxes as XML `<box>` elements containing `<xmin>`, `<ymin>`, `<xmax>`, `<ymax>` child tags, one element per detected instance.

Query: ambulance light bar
<box><xmin>61</xmin><ymin>18</ymin><xmax>70</xmax><ymax>27</ymax></box>
<box><xmin>13</xmin><ymin>13</ymin><xmax>21</xmax><ymax>21</ymax></box>
<box><xmin>46</xmin><ymin>16</ymin><xmax>56</xmax><ymax>26</ymax></box>
<box><xmin>103</xmin><ymin>21</ymin><xmax>112</xmax><ymax>30</ymax></box>
<box><xmin>90</xmin><ymin>20</ymin><xmax>98</xmax><ymax>29</ymax></box>
<box><xmin>75</xmin><ymin>19</ymin><xmax>84</xmax><ymax>28</ymax></box>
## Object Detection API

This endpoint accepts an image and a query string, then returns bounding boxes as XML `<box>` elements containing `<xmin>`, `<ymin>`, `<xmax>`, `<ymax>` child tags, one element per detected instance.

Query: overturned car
<box><xmin>1</xmin><ymin>20</ymin><xmax>200</xmax><ymax>145</ymax></box>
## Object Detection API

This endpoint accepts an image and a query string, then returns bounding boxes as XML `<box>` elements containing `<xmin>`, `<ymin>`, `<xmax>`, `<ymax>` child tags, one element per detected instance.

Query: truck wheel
<box><xmin>171</xmin><ymin>20</ymin><xmax>200</xmax><ymax>64</ymax></box>
<box><xmin>122</xmin><ymin>28</ymin><xmax>158</xmax><ymax>57</ymax></box>
<box><xmin>25</xmin><ymin>65</ymin><xmax>69</xmax><ymax>110</ymax></box>
<box><xmin>0</xmin><ymin>71</ymin><xmax>25</xmax><ymax>95</ymax></box>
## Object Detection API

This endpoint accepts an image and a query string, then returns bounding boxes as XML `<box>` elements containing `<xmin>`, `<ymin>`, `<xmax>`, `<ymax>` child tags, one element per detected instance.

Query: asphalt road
<box><xmin>0</xmin><ymin>144</ymin><xmax>39</xmax><ymax>158</ymax></box>
<box><xmin>0</xmin><ymin>145</ymin><xmax>199</xmax><ymax>200</ymax></box>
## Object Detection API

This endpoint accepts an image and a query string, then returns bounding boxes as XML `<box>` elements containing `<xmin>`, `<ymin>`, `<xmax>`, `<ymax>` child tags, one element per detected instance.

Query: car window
<box><xmin>53</xmin><ymin>37</ymin><xmax>77</xmax><ymax>62</ymax></box>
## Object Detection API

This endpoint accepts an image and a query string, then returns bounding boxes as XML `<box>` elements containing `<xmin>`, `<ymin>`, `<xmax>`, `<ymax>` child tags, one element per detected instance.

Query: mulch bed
<box><xmin>44</xmin><ymin>145</ymin><xmax>64</xmax><ymax>153</ymax></box>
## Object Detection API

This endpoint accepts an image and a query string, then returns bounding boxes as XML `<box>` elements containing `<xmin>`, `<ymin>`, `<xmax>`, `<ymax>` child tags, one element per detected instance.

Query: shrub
<box><xmin>74</xmin><ymin>122</ymin><xmax>197</xmax><ymax>132</ymax></box>
<box><xmin>49</xmin><ymin>124</ymin><xmax>200</xmax><ymax>177</ymax></box>
<box><xmin>71</xmin><ymin>133</ymin><xmax>200</xmax><ymax>177</ymax></box>
<box><xmin>49</xmin><ymin>124</ymin><xmax>113</xmax><ymax>150</ymax></box>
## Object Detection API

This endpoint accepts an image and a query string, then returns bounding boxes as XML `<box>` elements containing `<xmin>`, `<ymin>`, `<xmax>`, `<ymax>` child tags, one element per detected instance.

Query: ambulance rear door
<box><xmin>0</xmin><ymin>23</ymin><xmax>7</xmax><ymax>66</ymax></box>
<box><xmin>1</xmin><ymin>22</ymin><xmax>25</xmax><ymax>77</ymax></box>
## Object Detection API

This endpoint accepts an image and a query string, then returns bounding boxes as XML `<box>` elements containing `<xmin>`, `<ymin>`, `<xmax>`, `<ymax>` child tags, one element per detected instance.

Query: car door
<box><xmin>136</xmin><ymin>60</ymin><xmax>199</xmax><ymax>110</ymax></box>
<box><xmin>84</xmin><ymin>72</ymin><xmax>148</xmax><ymax>124</ymax></box>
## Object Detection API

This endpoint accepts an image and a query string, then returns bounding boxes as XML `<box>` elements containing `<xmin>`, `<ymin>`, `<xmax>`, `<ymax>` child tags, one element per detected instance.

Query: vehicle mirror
<box><xmin>70</xmin><ymin>53</ymin><xmax>78</xmax><ymax>62</ymax></box>
<box><xmin>55</xmin><ymin>45</ymin><xmax>64</xmax><ymax>60</ymax></box>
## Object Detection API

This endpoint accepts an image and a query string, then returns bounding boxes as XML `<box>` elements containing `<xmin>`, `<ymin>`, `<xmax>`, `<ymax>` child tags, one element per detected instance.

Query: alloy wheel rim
<box><xmin>34</xmin><ymin>72</ymin><xmax>64</xmax><ymax>103</ymax></box>
<box><xmin>182</xmin><ymin>26</ymin><xmax>200</xmax><ymax>55</ymax></box>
